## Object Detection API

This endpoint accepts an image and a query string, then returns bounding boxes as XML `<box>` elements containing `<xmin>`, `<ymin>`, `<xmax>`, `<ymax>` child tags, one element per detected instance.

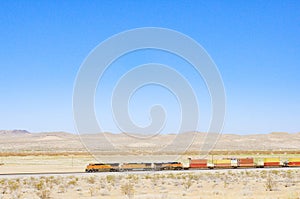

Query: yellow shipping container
<box><xmin>213</xmin><ymin>159</ymin><xmax>231</xmax><ymax>164</ymax></box>
<box><xmin>264</xmin><ymin>158</ymin><xmax>280</xmax><ymax>163</ymax></box>
<box><xmin>288</xmin><ymin>158</ymin><xmax>300</xmax><ymax>162</ymax></box>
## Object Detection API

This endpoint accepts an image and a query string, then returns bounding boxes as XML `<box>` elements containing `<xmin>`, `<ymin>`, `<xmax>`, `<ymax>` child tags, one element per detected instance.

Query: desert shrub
<box><xmin>89</xmin><ymin>186</ymin><xmax>98</xmax><ymax>196</ymax></box>
<box><xmin>151</xmin><ymin>175</ymin><xmax>158</xmax><ymax>186</ymax></box>
<box><xmin>183</xmin><ymin>178</ymin><xmax>192</xmax><ymax>191</ymax></box>
<box><xmin>22</xmin><ymin>178</ymin><xmax>28</xmax><ymax>186</ymax></box>
<box><xmin>287</xmin><ymin>191</ymin><xmax>300</xmax><ymax>199</ymax></box>
<box><xmin>167</xmin><ymin>173</ymin><xmax>176</xmax><ymax>179</ymax></box>
<box><xmin>260</xmin><ymin>170</ymin><xmax>267</xmax><ymax>178</ymax></box>
<box><xmin>35</xmin><ymin>179</ymin><xmax>45</xmax><ymax>191</ymax></box>
<box><xmin>37</xmin><ymin>188</ymin><xmax>51</xmax><ymax>199</ymax></box>
<box><xmin>223</xmin><ymin>176</ymin><xmax>229</xmax><ymax>188</ymax></box>
<box><xmin>121</xmin><ymin>182</ymin><xmax>135</xmax><ymax>199</ymax></box>
<box><xmin>144</xmin><ymin>174</ymin><xmax>152</xmax><ymax>180</ymax></box>
<box><xmin>245</xmin><ymin>170</ymin><xmax>251</xmax><ymax>176</ymax></box>
<box><xmin>58</xmin><ymin>185</ymin><xmax>66</xmax><ymax>193</ymax></box>
<box><xmin>271</xmin><ymin>170</ymin><xmax>279</xmax><ymax>175</ymax></box>
<box><xmin>286</xmin><ymin>170</ymin><xmax>293</xmax><ymax>179</ymax></box>
<box><xmin>265</xmin><ymin>173</ymin><xmax>277</xmax><ymax>191</ymax></box>
<box><xmin>106</xmin><ymin>175</ymin><xmax>116</xmax><ymax>185</ymax></box>
<box><xmin>30</xmin><ymin>177</ymin><xmax>36</xmax><ymax>182</ymax></box>
<box><xmin>68</xmin><ymin>179</ymin><xmax>77</xmax><ymax>186</ymax></box>
<box><xmin>8</xmin><ymin>180</ymin><xmax>20</xmax><ymax>192</ymax></box>
<box><xmin>126</xmin><ymin>174</ymin><xmax>139</xmax><ymax>184</ymax></box>
<box><xmin>0</xmin><ymin>179</ymin><xmax>6</xmax><ymax>185</ymax></box>
<box><xmin>87</xmin><ymin>176</ymin><xmax>96</xmax><ymax>184</ymax></box>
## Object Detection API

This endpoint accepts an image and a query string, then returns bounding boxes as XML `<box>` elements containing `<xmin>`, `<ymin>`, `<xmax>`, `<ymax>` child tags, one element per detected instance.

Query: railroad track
<box><xmin>0</xmin><ymin>171</ymin><xmax>86</xmax><ymax>178</ymax></box>
<box><xmin>1</xmin><ymin>166</ymin><xmax>300</xmax><ymax>178</ymax></box>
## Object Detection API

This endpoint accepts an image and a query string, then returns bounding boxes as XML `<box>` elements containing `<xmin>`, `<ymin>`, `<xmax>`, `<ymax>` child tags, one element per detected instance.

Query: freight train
<box><xmin>85</xmin><ymin>157</ymin><xmax>300</xmax><ymax>172</ymax></box>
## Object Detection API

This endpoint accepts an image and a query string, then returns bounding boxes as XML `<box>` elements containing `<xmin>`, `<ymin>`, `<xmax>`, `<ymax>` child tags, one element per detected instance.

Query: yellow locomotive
<box><xmin>85</xmin><ymin>163</ymin><xmax>119</xmax><ymax>172</ymax></box>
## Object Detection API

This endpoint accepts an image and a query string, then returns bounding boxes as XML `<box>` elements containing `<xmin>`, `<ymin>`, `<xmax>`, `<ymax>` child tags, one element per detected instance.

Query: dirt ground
<box><xmin>0</xmin><ymin>169</ymin><xmax>300</xmax><ymax>199</ymax></box>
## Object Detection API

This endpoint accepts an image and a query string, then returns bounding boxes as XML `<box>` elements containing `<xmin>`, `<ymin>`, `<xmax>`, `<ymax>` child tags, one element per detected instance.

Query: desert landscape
<box><xmin>1</xmin><ymin>130</ymin><xmax>300</xmax><ymax>173</ymax></box>
<box><xmin>0</xmin><ymin>169</ymin><xmax>300</xmax><ymax>199</ymax></box>
<box><xmin>1</xmin><ymin>130</ymin><xmax>300</xmax><ymax>198</ymax></box>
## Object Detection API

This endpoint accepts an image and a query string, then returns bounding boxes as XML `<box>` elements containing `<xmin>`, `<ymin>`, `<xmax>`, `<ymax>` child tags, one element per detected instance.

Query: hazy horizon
<box><xmin>1</xmin><ymin>129</ymin><xmax>299</xmax><ymax>136</ymax></box>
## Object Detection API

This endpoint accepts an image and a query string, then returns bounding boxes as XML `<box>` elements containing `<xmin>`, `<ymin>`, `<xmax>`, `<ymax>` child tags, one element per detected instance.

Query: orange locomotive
<box><xmin>85</xmin><ymin>163</ymin><xmax>119</xmax><ymax>172</ymax></box>
<box><xmin>154</xmin><ymin>162</ymin><xmax>183</xmax><ymax>170</ymax></box>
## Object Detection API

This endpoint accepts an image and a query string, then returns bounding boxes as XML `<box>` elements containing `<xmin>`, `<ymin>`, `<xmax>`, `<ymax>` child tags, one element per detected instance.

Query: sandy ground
<box><xmin>0</xmin><ymin>168</ymin><xmax>300</xmax><ymax>199</ymax></box>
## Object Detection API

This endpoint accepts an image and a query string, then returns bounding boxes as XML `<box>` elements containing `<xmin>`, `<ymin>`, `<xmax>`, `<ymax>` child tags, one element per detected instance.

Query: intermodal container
<box><xmin>288</xmin><ymin>158</ymin><xmax>300</xmax><ymax>167</ymax></box>
<box><xmin>189</xmin><ymin>159</ymin><xmax>207</xmax><ymax>168</ymax></box>
<box><xmin>213</xmin><ymin>159</ymin><xmax>231</xmax><ymax>168</ymax></box>
<box><xmin>264</xmin><ymin>158</ymin><xmax>280</xmax><ymax>167</ymax></box>
<box><xmin>238</xmin><ymin>158</ymin><xmax>254</xmax><ymax>167</ymax></box>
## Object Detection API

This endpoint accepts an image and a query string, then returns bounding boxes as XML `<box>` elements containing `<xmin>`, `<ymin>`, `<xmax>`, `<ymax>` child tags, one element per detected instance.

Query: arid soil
<box><xmin>0</xmin><ymin>169</ymin><xmax>300</xmax><ymax>199</ymax></box>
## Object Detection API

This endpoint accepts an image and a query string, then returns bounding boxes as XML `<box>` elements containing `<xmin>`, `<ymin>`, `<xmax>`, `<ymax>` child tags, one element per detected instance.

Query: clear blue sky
<box><xmin>0</xmin><ymin>0</ymin><xmax>299</xmax><ymax>134</ymax></box>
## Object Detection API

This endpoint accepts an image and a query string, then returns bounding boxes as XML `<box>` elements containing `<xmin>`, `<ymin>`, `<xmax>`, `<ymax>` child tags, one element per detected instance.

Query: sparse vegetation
<box><xmin>106</xmin><ymin>175</ymin><xmax>116</xmax><ymax>185</ymax></box>
<box><xmin>0</xmin><ymin>169</ymin><xmax>298</xmax><ymax>198</ymax></box>
<box><xmin>121</xmin><ymin>182</ymin><xmax>135</xmax><ymax>199</ymax></box>
<box><xmin>183</xmin><ymin>178</ymin><xmax>192</xmax><ymax>190</ymax></box>
<box><xmin>265</xmin><ymin>173</ymin><xmax>277</xmax><ymax>191</ymax></box>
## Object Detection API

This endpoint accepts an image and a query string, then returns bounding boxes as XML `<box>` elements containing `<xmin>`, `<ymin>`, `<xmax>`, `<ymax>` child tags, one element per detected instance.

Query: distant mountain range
<box><xmin>0</xmin><ymin>130</ymin><xmax>30</xmax><ymax>135</ymax></box>
<box><xmin>0</xmin><ymin>130</ymin><xmax>299</xmax><ymax>153</ymax></box>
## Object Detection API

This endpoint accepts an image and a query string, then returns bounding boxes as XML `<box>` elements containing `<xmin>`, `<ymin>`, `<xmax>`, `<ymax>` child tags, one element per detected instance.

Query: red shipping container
<box><xmin>238</xmin><ymin>158</ymin><xmax>254</xmax><ymax>167</ymax></box>
<box><xmin>264</xmin><ymin>162</ymin><xmax>280</xmax><ymax>167</ymax></box>
<box><xmin>190</xmin><ymin>159</ymin><xmax>207</xmax><ymax>163</ymax></box>
<box><xmin>239</xmin><ymin>158</ymin><xmax>254</xmax><ymax>164</ymax></box>
<box><xmin>288</xmin><ymin>162</ymin><xmax>300</xmax><ymax>167</ymax></box>
<box><xmin>189</xmin><ymin>159</ymin><xmax>207</xmax><ymax>168</ymax></box>
<box><xmin>190</xmin><ymin>163</ymin><xmax>207</xmax><ymax>168</ymax></box>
